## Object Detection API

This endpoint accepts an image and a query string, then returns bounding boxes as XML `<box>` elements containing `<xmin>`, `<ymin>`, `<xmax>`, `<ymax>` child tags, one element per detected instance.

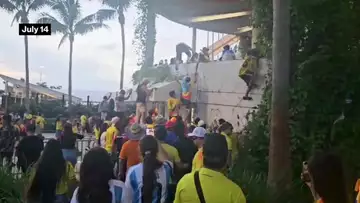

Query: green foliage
<box><xmin>131</xmin><ymin>65</ymin><xmax>177</xmax><ymax>85</ymax></box>
<box><xmin>133</xmin><ymin>0</ymin><xmax>156</xmax><ymax>69</ymax></box>
<box><xmin>233</xmin><ymin>0</ymin><xmax>360</xmax><ymax>200</ymax></box>
<box><xmin>0</xmin><ymin>168</ymin><xmax>27</xmax><ymax>203</ymax></box>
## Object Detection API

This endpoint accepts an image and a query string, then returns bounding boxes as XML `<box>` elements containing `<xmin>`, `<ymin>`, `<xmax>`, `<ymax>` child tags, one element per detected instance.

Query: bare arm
<box><xmin>118</xmin><ymin>159</ymin><xmax>127</xmax><ymax>181</ymax></box>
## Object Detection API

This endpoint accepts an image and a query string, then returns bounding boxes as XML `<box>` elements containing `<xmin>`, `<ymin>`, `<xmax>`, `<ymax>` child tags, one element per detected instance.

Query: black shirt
<box><xmin>136</xmin><ymin>85</ymin><xmax>147</xmax><ymax>103</ymax></box>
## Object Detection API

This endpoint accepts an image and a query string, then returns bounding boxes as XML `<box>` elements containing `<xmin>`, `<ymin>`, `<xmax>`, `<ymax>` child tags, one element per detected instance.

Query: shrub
<box><xmin>0</xmin><ymin>168</ymin><xmax>26</xmax><ymax>203</ymax></box>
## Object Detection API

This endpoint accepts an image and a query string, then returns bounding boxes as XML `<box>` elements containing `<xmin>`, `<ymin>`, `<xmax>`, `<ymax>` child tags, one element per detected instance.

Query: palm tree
<box><xmin>0</xmin><ymin>0</ymin><xmax>47</xmax><ymax>112</ymax></box>
<box><xmin>100</xmin><ymin>0</ymin><xmax>131</xmax><ymax>90</ymax></box>
<box><xmin>37</xmin><ymin>0</ymin><xmax>110</xmax><ymax>107</ymax></box>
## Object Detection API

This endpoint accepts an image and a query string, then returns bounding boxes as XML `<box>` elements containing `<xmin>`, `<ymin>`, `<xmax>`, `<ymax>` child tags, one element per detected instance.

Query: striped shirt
<box><xmin>70</xmin><ymin>180</ymin><xmax>125</xmax><ymax>203</ymax></box>
<box><xmin>124</xmin><ymin>161</ymin><xmax>173</xmax><ymax>203</ymax></box>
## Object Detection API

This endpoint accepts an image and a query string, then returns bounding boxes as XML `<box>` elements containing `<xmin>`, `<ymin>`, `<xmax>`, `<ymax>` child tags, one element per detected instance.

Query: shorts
<box><xmin>181</xmin><ymin>98</ymin><xmax>191</xmax><ymax>109</ymax></box>
<box><xmin>240</xmin><ymin>74</ymin><xmax>253</xmax><ymax>87</ymax></box>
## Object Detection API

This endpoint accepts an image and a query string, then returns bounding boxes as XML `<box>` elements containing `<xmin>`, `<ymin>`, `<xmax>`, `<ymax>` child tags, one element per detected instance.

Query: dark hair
<box><xmin>218</xmin><ymin>121</ymin><xmax>232</xmax><ymax>133</ymax></box>
<box><xmin>188</xmin><ymin>125</ymin><xmax>196</xmax><ymax>133</ymax></box>
<box><xmin>194</xmin><ymin>117</ymin><xmax>200</xmax><ymax>125</ymax></box>
<box><xmin>27</xmin><ymin>139</ymin><xmax>66</xmax><ymax>203</ymax></box>
<box><xmin>154</xmin><ymin>125</ymin><xmax>167</xmax><ymax>141</ymax></box>
<box><xmin>27</xmin><ymin>123</ymin><xmax>36</xmax><ymax>133</ymax></box>
<box><xmin>100</xmin><ymin>122</ymin><xmax>108</xmax><ymax>135</ymax></box>
<box><xmin>77</xmin><ymin>147</ymin><xmax>114</xmax><ymax>203</ymax></box>
<box><xmin>169</xmin><ymin>90</ymin><xmax>176</xmax><ymax>97</ymax></box>
<box><xmin>308</xmin><ymin>152</ymin><xmax>348</xmax><ymax>203</ymax></box>
<box><xmin>103</xmin><ymin>96</ymin><xmax>107</xmax><ymax>100</ymax></box>
<box><xmin>203</xmin><ymin>133</ymin><xmax>228</xmax><ymax>170</ymax></box>
<box><xmin>120</xmin><ymin>90</ymin><xmax>126</xmax><ymax>95</ymax></box>
<box><xmin>145</xmin><ymin>116</ymin><xmax>153</xmax><ymax>125</ymax></box>
<box><xmin>223</xmin><ymin>45</ymin><xmax>230</xmax><ymax>50</ymax></box>
<box><xmin>140</xmin><ymin>136</ymin><xmax>162</xmax><ymax>203</ymax></box>
<box><xmin>174</xmin><ymin>119</ymin><xmax>185</xmax><ymax>138</ymax></box>
<box><xmin>61</xmin><ymin>123</ymin><xmax>76</xmax><ymax>149</ymax></box>
<box><xmin>218</xmin><ymin>118</ymin><xmax>226</xmax><ymax>125</ymax></box>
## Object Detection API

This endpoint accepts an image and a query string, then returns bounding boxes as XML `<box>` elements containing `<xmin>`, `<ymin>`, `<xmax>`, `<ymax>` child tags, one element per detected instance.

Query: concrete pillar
<box><xmin>192</xmin><ymin>27</ymin><xmax>197</xmax><ymax>52</ymax></box>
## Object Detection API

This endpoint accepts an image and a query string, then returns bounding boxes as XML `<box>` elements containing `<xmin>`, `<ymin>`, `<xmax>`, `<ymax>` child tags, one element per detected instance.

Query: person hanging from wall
<box><xmin>238</xmin><ymin>49</ymin><xmax>259</xmax><ymax>100</ymax></box>
<box><xmin>180</xmin><ymin>76</ymin><xmax>192</xmax><ymax>123</ymax></box>
<box><xmin>168</xmin><ymin>90</ymin><xmax>181</xmax><ymax>119</ymax></box>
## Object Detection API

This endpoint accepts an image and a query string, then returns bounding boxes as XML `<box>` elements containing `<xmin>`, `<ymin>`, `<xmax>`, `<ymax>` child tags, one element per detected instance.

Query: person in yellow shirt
<box><xmin>80</xmin><ymin>114</ymin><xmax>88</xmax><ymax>134</ymax></box>
<box><xmin>174</xmin><ymin>133</ymin><xmax>246</xmax><ymax>203</ymax></box>
<box><xmin>154</xmin><ymin>125</ymin><xmax>181</xmax><ymax>166</ymax></box>
<box><xmin>218</xmin><ymin>122</ymin><xmax>235</xmax><ymax>168</ymax></box>
<box><xmin>188</xmin><ymin>127</ymin><xmax>206</xmax><ymax>172</ymax></box>
<box><xmin>55</xmin><ymin>116</ymin><xmax>64</xmax><ymax>139</ymax></box>
<box><xmin>105</xmin><ymin>117</ymin><xmax>120</xmax><ymax>153</ymax></box>
<box><xmin>238</xmin><ymin>49</ymin><xmax>258</xmax><ymax>100</ymax></box>
<box><xmin>26</xmin><ymin>139</ymin><xmax>77</xmax><ymax>202</ymax></box>
<box><xmin>35</xmin><ymin>113</ymin><xmax>46</xmax><ymax>131</ymax></box>
<box><xmin>167</xmin><ymin>90</ymin><xmax>180</xmax><ymax>119</ymax></box>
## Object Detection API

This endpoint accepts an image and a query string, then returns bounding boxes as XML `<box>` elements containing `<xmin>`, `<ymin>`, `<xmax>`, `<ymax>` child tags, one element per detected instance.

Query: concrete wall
<box><xmin>166</xmin><ymin>59</ymin><xmax>270</xmax><ymax>131</ymax></box>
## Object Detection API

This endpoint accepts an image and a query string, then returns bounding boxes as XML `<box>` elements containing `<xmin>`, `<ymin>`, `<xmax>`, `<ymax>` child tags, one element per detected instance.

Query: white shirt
<box><xmin>124</xmin><ymin>161</ymin><xmax>173</xmax><ymax>203</ymax></box>
<box><xmin>71</xmin><ymin>179</ymin><xmax>125</xmax><ymax>203</ymax></box>
<box><xmin>100</xmin><ymin>132</ymin><xmax>107</xmax><ymax>148</ymax></box>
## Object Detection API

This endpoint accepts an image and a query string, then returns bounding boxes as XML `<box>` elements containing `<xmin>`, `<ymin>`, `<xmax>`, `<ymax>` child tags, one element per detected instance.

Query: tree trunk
<box><xmin>120</xmin><ymin>22</ymin><xmax>126</xmax><ymax>90</ymax></box>
<box><xmin>24</xmin><ymin>35</ymin><xmax>30</xmax><ymax>112</ymax></box>
<box><xmin>267</xmin><ymin>0</ymin><xmax>292</xmax><ymax>190</ymax></box>
<box><xmin>68</xmin><ymin>37</ymin><xmax>74</xmax><ymax>109</ymax></box>
<box><xmin>144</xmin><ymin>1</ymin><xmax>156</xmax><ymax>69</ymax></box>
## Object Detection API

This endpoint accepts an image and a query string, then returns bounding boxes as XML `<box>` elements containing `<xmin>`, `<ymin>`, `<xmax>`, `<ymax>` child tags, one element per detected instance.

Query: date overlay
<box><xmin>19</xmin><ymin>23</ymin><xmax>51</xmax><ymax>36</ymax></box>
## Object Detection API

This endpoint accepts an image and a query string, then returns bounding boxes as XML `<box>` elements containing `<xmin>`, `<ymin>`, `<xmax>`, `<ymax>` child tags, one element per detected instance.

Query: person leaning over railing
<box><xmin>174</xmin><ymin>133</ymin><xmax>246</xmax><ymax>203</ymax></box>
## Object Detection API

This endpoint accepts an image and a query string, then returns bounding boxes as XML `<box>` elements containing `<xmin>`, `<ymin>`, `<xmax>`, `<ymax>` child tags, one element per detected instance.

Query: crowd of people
<box><xmin>0</xmin><ymin>108</ymin><xmax>353</xmax><ymax>203</ymax></box>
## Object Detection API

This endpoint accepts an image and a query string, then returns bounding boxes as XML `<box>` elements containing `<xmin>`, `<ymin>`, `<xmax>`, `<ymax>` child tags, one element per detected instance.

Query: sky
<box><xmin>0</xmin><ymin>0</ymin><xmax>211</xmax><ymax>96</ymax></box>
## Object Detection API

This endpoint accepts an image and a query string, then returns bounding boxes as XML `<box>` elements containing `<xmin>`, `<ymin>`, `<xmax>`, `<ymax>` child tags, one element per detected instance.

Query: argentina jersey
<box><xmin>71</xmin><ymin>180</ymin><xmax>126</xmax><ymax>203</ymax></box>
<box><xmin>124</xmin><ymin>161</ymin><xmax>173</xmax><ymax>203</ymax></box>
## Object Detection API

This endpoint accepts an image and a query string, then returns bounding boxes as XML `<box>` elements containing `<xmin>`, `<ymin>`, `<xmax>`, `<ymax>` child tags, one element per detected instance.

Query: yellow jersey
<box><xmin>35</xmin><ymin>116</ymin><xmax>46</xmax><ymax>129</ymax></box>
<box><xmin>29</xmin><ymin>162</ymin><xmax>75</xmax><ymax>195</ymax></box>
<box><xmin>161</xmin><ymin>143</ymin><xmax>181</xmax><ymax>163</ymax></box>
<box><xmin>105</xmin><ymin>124</ymin><xmax>118</xmax><ymax>153</ymax></box>
<box><xmin>174</xmin><ymin>168</ymin><xmax>246</xmax><ymax>203</ymax></box>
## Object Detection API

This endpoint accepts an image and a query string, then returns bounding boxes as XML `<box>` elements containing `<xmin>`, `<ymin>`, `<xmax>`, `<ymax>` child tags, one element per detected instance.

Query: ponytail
<box><xmin>142</xmin><ymin>151</ymin><xmax>162</xmax><ymax>203</ymax></box>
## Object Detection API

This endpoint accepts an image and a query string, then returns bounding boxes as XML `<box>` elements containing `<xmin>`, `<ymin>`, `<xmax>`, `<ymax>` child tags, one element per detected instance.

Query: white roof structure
<box><xmin>0</xmin><ymin>74</ymin><xmax>82</xmax><ymax>103</ymax></box>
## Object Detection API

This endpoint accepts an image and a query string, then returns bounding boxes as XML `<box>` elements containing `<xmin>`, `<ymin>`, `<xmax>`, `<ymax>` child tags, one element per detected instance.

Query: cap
<box><xmin>188</xmin><ymin>127</ymin><xmax>206</xmax><ymax>138</ymax></box>
<box><xmin>197</xmin><ymin>120</ymin><xmax>205</xmax><ymax>127</ymax></box>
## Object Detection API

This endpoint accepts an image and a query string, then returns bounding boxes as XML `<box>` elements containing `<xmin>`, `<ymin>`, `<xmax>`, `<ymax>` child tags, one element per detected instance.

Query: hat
<box><xmin>154</xmin><ymin>116</ymin><xmax>167</xmax><ymax>126</ymax></box>
<box><xmin>197</xmin><ymin>120</ymin><xmax>205</xmax><ymax>127</ymax></box>
<box><xmin>188</xmin><ymin>127</ymin><xmax>206</xmax><ymax>138</ymax></box>
<box><xmin>111</xmin><ymin>117</ymin><xmax>120</xmax><ymax>124</ymax></box>
<box><xmin>128</xmin><ymin>123</ymin><xmax>145</xmax><ymax>140</ymax></box>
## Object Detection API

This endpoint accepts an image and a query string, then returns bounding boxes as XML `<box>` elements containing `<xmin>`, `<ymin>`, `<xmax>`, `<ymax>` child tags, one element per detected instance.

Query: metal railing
<box><xmin>1</xmin><ymin>137</ymin><xmax>97</xmax><ymax>177</ymax></box>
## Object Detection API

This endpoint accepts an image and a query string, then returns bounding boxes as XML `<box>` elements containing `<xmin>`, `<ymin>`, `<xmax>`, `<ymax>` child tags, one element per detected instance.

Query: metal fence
<box><xmin>1</xmin><ymin>137</ymin><xmax>97</xmax><ymax>177</ymax></box>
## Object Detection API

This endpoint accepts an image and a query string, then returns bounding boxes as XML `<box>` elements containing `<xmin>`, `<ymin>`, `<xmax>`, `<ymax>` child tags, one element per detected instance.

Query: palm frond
<box><xmin>37</xmin><ymin>12</ymin><xmax>68</xmax><ymax>34</ymax></box>
<box><xmin>26</xmin><ymin>0</ymin><xmax>47</xmax><ymax>13</ymax></box>
<box><xmin>68</xmin><ymin>0</ymin><xmax>81</xmax><ymax>26</ymax></box>
<box><xmin>76</xmin><ymin>9</ymin><xmax>115</xmax><ymax>25</ymax></box>
<box><xmin>74</xmin><ymin>22</ymin><xmax>109</xmax><ymax>35</ymax></box>
<box><xmin>0</xmin><ymin>0</ymin><xmax>18</xmax><ymax>12</ymax></box>
<box><xmin>10</xmin><ymin>10</ymin><xmax>23</xmax><ymax>25</ymax></box>
<box><xmin>49</xmin><ymin>0</ymin><xmax>69</xmax><ymax>26</ymax></box>
<box><xmin>103</xmin><ymin>0</ymin><xmax>131</xmax><ymax>10</ymax></box>
<box><xmin>58</xmin><ymin>33</ymin><xmax>69</xmax><ymax>49</ymax></box>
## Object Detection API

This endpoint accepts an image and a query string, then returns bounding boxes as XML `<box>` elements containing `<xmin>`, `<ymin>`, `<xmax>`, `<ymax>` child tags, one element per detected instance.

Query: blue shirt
<box><xmin>164</xmin><ymin>131</ymin><xmax>178</xmax><ymax>147</ymax></box>
<box><xmin>181</xmin><ymin>78</ymin><xmax>190</xmax><ymax>94</ymax></box>
<box><xmin>124</xmin><ymin>161</ymin><xmax>173</xmax><ymax>203</ymax></box>
<box><xmin>71</xmin><ymin>180</ymin><xmax>125</xmax><ymax>203</ymax></box>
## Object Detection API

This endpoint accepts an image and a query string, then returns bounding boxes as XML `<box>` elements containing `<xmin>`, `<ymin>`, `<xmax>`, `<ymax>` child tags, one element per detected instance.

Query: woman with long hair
<box><xmin>99</xmin><ymin>122</ymin><xmax>109</xmax><ymax>147</ymax></box>
<box><xmin>124</xmin><ymin>135</ymin><xmax>172</xmax><ymax>203</ymax></box>
<box><xmin>61</xmin><ymin>123</ymin><xmax>78</xmax><ymax>166</ymax></box>
<box><xmin>71</xmin><ymin>147</ymin><xmax>125</xmax><ymax>203</ymax></box>
<box><xmin>27</xmin><ymin>139</ymin><xmax>76</xmax><ymax>203</ymax></box>
<box><xmin>303</xmin><ymin>152</ymin><xmax>349</xmax><ymax>203</ymax></box>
